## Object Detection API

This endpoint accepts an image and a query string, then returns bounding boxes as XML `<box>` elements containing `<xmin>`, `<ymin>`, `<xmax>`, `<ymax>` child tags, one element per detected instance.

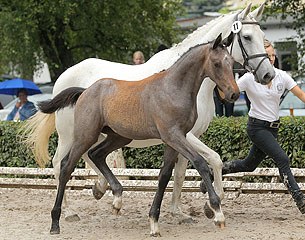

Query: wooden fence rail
<box><xmin>0</xmin><ymin>167</ymin><xmax>304</xmax><ymax>195</ymax></box>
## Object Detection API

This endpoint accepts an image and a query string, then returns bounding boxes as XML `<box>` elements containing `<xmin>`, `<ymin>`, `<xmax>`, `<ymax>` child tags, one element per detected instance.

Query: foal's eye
<box><xmin>243</xmin><ymin>35</ymin><xmax>251</xmax><ymax>41</ymax></box>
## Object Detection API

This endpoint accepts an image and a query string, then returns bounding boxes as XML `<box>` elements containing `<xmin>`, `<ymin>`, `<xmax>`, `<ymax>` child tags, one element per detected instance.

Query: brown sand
<box><xmin>1</xmin><ymin>188</ymin><xmax>304</xmax><ymax>240</ymax></box>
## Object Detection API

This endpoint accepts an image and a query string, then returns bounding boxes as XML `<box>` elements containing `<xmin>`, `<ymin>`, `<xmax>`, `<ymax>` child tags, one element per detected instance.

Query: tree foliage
<box><xmin>0</xmin><ymin>0</ymin><xmax>183</xmax><ymax>81</ymax></box>
<box><xmin>183</xmin><ymin>0</ymin><xmax>225</xmax><ymax>15</ymax></box>
<box><xmin>267</xmin><ymin>0</ymin><xmax>305</xmax><ymax>78</ymax></box>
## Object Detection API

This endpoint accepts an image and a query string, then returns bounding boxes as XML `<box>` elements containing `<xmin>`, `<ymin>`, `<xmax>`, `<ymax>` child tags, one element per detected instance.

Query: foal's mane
<box><xmin>171</xmin><ymin>43</ymin><xmax>209</xmax><ymax>66</ymax></box>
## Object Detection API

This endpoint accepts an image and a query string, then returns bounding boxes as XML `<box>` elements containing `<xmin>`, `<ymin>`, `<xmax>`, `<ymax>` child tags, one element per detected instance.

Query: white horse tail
<box><xmin>22</xmin><ymin>111</ymin><xmax>55</xmax><ymax>167</ymax></box>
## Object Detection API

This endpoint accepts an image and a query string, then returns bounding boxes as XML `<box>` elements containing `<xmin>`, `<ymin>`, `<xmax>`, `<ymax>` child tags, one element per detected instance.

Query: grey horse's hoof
<box><xmin>112</xmin><ymin>207</ymin><xmax>121</xmax><ymax>215</ymax></box>
<box><xmin>150</xmin><ymin>232</ymin><xmax>161</xmax><ymax>237</ymax></box>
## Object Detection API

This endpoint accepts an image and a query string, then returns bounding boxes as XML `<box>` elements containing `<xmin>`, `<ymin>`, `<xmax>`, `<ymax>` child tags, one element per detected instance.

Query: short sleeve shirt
<box><xmin>237</xmin><ymin>67</ymin><xmax>297</xmax><ymax>122</ymax></box>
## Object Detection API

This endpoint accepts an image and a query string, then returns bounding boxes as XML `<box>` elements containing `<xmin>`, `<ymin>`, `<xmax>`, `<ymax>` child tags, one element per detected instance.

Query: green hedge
<box><xmin>200</xmin><ymin>116</ymin><xmax>305</xmax><ymax>168</ymax></box>
<box><xmin>125</xmin><ymin>116</ymin><xmax>305</xmax><ymax>168</ymax></box>
<box><xmin>1</xmin><ymin>116</ymin><xmax>305</xmax><ymax>168</ymax></box>
<box><xmin>0</xmin><ymin>121</ymin><xmax>84</xmax><ymax>168</ymax></box>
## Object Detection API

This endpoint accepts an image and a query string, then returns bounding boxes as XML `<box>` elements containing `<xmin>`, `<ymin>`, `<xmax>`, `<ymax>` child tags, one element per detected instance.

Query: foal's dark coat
<box><xmin>39</xmin><ymin>35</ymin><xmax>239</xmax><ymax>236</ymax></box>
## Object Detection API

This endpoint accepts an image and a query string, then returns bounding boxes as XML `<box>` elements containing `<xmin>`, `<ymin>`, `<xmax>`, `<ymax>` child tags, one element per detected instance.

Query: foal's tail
<box><xmin>22</xmin><ymin>87</ymin><xmax>85</xmax><ymax>167</ymax></box>
<box><xmin>38</xmin><ymin>87</ymin><xmax>85</xmax><ymax>113</ymax></box>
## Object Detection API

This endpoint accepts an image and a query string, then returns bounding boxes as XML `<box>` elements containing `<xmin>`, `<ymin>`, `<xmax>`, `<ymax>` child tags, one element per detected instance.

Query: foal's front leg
<box><xmin>165</xmin><ymin>133</ymin><xmax>225</xmax><ymax>228</ymax></box>
<box><xmin>186</xmin><ymin>133</ymin><xmax>224</xmax><ymax>200</ymax></box>
<box><xmin>171</xmin><ymin>133</ymin><xmax>224</xmax><ymax>219</ymax></box>
<box><xmin>149</xmin><ymin>146</ymin><xmax>178</xmax><ymax>237</ymax></box>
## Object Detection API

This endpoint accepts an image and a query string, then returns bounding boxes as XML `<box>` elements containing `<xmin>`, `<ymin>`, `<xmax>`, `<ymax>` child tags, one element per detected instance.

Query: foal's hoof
<box><xmin>65</xmin><ymin>214</ymin><xmax>80</xmax><ymax>222</ymax></box>
<box><xmin>215</xmin><ymin>221</ymin><xmax>226</xmax><ymax>229</ymax></box>
<box><xmin>50</xmin><ymin>227</ymin><xmax>60</xmax><ymax>235</ymax></box>
<box><xmin>92</xmin><ymin>182</ymin><xmax>105</xmax><ymax>200</ymax></box>
<box><xmin>200</xmin><ymin>181</ymin><xmax>207</xmax><ymax>194</ymax></box>
<box><xmin>204</xmin><ymin>202</ymin><xmax>215</xmax><ymax>219</ymax></box>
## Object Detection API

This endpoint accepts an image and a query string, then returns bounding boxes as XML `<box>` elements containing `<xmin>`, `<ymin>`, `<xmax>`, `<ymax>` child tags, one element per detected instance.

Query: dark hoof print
<box><xmin>179</xmin><ymin>217</ymin><xmax>195</xmax><ymax>224</ymax></box>
<box><xmin>65</xmin><ymin>214</ymin><xmax>81</xmax><ymax>222</ymax></box>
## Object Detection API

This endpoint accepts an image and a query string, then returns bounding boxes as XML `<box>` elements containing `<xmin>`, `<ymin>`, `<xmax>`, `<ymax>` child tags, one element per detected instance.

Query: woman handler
<box><xmin>223</xmin><ymin>39</ymin><xmax>305</xmax><ymax>214</ymax></box>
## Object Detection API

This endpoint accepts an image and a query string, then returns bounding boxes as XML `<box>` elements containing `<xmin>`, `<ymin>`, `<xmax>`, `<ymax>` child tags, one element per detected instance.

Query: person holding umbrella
<box><xmin>0</xmin><ymin>78</ymin><xmax>41</xmax><ymax>121</ymax></box>
<box><xmin>6</xmin><ymin>88</ymin><xmax>37</xmax><ymax>121</ymax></box>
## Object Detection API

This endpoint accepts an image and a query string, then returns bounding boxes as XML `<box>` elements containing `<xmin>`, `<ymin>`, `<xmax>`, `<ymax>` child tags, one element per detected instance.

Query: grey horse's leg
<box><xmin>171</xmin><ymin>154</ymin><xmax>189</xmax><ymax>216</ymax></box>
<box><xmin>149</xmin><ymin>145</ymin><xmax>179</xmax><ymax>237</ymax></box>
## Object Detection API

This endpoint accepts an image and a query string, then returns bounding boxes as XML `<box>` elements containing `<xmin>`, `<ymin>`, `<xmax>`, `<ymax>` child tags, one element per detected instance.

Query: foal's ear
<box><xmin>222</xmin><ymin>32</ymin><xmax>234</xmax><ymax>47</ymax></box>
<box><xmin>212</xmin><ymin>33</ymin><xmax>222</xmax><ymax>49</ymax></box>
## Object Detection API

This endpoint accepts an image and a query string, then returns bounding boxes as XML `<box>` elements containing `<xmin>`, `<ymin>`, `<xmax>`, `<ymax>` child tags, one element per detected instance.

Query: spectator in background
<box><xmin>132</xmin><ymin>51</ymin><xmax>145</xmax><ymax>65</ymax></box>
<box><xmin>213</xmin><ymin>87</ymin><xmax>234</xmax><ymax>117</ymax></box>
<box><xmin>213</xmin><ymin>61</ymin><xmax>246</xmax><ymax>117</ymax></box>
<box><xmin>6</xmin><ymin>89</ymin><xmax>37</xmax><ymax>121</ymax></box>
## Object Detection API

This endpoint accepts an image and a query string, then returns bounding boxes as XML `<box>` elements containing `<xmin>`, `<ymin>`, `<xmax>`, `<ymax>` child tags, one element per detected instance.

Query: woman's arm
<box><xmin>290</xmin><ymin>85</ymin><xmax>305</xmax><ymax>103</ymax></box>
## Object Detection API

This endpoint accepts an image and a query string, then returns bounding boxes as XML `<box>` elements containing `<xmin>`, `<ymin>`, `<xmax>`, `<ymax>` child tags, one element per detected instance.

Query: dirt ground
<box><xmin>0</xmin><ymin>188</ymin><xmax>304</xmax><ymax>240</ymax></box>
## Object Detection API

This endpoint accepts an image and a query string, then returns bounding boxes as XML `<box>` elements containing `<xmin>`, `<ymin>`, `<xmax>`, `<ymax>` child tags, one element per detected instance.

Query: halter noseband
<box><xmin>230</xmin><ymin>15</ymin><xmax>269</xmax><ymax>79</ymax></box>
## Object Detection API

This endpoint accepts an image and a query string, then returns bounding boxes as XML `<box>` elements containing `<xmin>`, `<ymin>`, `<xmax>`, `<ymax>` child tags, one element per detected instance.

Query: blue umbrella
<box><xmin>0</xmin><ymin>78</ymin><xmax>42</xmax><ymax>96</ymax></box>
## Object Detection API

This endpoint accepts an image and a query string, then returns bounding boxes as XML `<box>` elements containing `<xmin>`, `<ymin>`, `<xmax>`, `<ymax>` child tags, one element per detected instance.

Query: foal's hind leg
<box><xmin>52</xmin><ymin>134</ymin><xmax>81</xmax><ymax>222</ymax></box>
<box><xmin>50</xmin><ymin>141</ymin><xmax>93</xmax><ymax>234</ymax></box>
<box><xmin>149</xmin><ymin>145</ymin><xmax>178</xmax><ymax>237</ymax></box>
<box><xmin>88</xmin><ymin>130</ymin><xmax>131</xmax><ymax>214</ymax></box>
<box><xmin>89</xmin><ymin>147</ymin><xmax>125</xmax><ymax>200</ymax></box>
<box><xmin>83</xmin><ymin>135</ymin><xmax>109</xmax><ymax>200</ymax></box>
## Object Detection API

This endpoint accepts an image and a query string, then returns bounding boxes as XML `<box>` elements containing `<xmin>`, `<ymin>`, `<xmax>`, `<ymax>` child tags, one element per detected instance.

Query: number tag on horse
<box><xmin>232</xmin><ymin>21</ymin><xmax>242</xmax><ymax>33</ymax></box>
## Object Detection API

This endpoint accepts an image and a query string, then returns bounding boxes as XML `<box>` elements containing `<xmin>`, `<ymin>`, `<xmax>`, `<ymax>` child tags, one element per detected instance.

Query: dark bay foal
<box><xmin>39</xmin><ymin>34</ymin><xmax>239</xmax><ymax>236</ymax></box>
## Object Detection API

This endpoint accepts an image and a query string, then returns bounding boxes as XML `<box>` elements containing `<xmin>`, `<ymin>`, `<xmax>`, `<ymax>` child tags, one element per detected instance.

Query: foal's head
<box><xmin>205</xmin><ymin>34</ymin><xmax>239</xmax><ymax>102</ymax></box>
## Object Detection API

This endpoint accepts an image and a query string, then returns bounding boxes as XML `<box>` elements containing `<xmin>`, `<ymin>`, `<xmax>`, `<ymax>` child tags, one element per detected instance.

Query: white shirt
<box><xmin>237</xmin><ymin>67</ymin><xmax>297</xmax><ymax>122</ymax></box>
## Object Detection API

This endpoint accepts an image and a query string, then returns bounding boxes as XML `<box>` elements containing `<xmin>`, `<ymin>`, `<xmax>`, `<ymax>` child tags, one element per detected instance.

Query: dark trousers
<box><xmin>223</xmin><ymin>117</ymin><xmax>301</xmax><ymax>194</ymax></box>
<box><xmin>214</xmin><ymin>96</ymin><xmax>234</xmax><ymax>117</ymax></box>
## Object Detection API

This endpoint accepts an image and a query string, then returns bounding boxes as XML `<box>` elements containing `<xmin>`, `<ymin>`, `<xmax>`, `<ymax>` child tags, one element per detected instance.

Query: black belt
<box><xmin>248</xmin><ymin>117</ymin><xmax>280</xmax><ymax>129</ymax></box>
